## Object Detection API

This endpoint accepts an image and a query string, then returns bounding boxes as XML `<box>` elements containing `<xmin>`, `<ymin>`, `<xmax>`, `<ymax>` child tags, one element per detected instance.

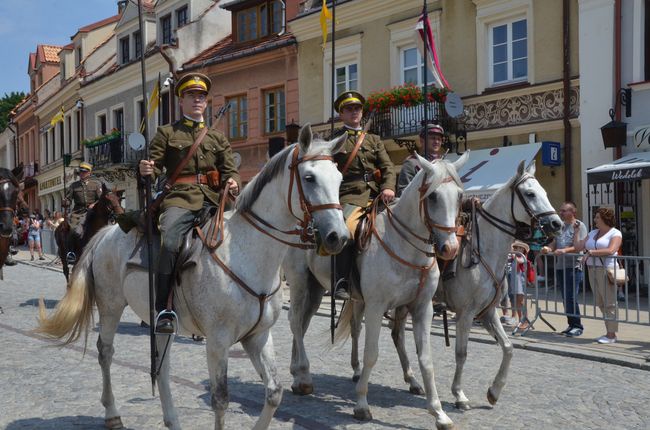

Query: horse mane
<box><xmin>235</xmin><ymin>139</ymin><xmax>334</xmax><ymax>212</ymax></box>
<box><xmin>0</xmin><ymin>168</ymin><xmax>19</xmax><ymax>187</ymax></box>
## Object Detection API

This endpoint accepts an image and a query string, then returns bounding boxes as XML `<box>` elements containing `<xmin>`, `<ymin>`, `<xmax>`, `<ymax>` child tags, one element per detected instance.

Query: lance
<box><xmin>135</xmin><ymin>0</ymin><xmax>157</xmax><ymax>396</ymax></box>
<box><xmin>422</xmin><ymin>0</ymin><xmax>429</xmax><ymax>160</ymax></box>
<box><xmin>329</xmin><ymin>0</ymin><xmax>337</xmax><ymax>344</ymax></box>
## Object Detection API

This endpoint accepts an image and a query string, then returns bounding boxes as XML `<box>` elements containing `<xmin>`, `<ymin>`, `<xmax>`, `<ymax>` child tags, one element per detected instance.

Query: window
<box><xmin>75</xmin><ymin>110</ymin><xmax>81</xmax><ymax>151</ymax></box>
<box><xmin>66</xmin><ymin>116</ymin><xmax>72</xmax><ymax>154</ymax></box>
<box><xmin>489</xmin><ymin>19</ymin><xmax>527</xmax><ymax>85</ymax></box>
<box><xmin>335</xmin><ymin>63</ymin><xmax>358</xmax><ymax>95</ymax></box>
<box><xmin>98</xmin><ymin>114</ymin><xmax>107</xmax><ymax>135</ymax></box>
<box><xmin>134</xmin><ymin>31</ymin><xmax>142</xmax><ymax>59</ymax></box>
<box><xmin>264</xmin><ymin>88</ymin><xmax>285</xmax><ymax>134</ymax></box>
<box><xmin>237</xmin><ymin>7</ymin><xmax>258</xmax><ymax>42</ymax></box>
<box><xmin>176</xmin><ymin>6</ymin><xmax>188</xmax><ymax>27</ymax></box>
<box><xmin>114</xmin><ymin>108</ymin><xmax>124</xmax><ymax>134</ymax></box>
<box><xmin>271</xmin><ymin>0</ymin><xmax>283</xmax><ymax>34</ymax></box>
<box><xmin>76</xmin><ymin>46</ymin><xmax>82</xmax><ymax>67</ymax></box>
<box><xmin>58</xmin><ymin>122</ymin><xmax>64</xmax><ymax>160</ymax></box>
<box><xmin>137</xmin><ymin>100</ymin><xmax>145</xmax><ymax>132</ymax></box>
<box><xmin>400</xmin><ymin>46</ymin><xmax>435</xmax><ymax>86</ymax></box>
<box><xmin>160</xmin><ymin>92</ymin><xmax>170</xmax><ymax>125</ymax></box>
<box><xmin>227</xmin><ymin>95</ymin><xmax>248</xmax><ymax>140</ymax></box>
<box><xmin>236</xmin><ymin>1</ymin><xmax>283</xmax><ymax>42</ymax></box>
<box><xmin>161</xmin><ymin>14</ymin><xmax>172</xmax><ymax>44</ymax></box>
<box><xmin>120</xmin><ymin>36</ymin><xmax>130</xmax><ymax>64</ymax></box>
<box><xmin>49</xmin><ymin>129</ymin><xmax>55</xmax><ymax>163</ymax></box>
<box><xmin>43</xmin><ymin>132</ymin><xmax>49</xmax><ymax>164</ymax></box>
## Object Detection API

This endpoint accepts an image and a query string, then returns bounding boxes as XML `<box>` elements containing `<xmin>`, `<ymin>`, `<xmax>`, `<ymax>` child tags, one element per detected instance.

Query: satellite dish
<box><xmin>232</xmin><ymin>152</ymin><xmax>242</xmax><ymax>169</ymax></box>
<box><xmin>444</xmin><ymin>92</ymin><xmax>464</xmax><ymax>118</ymax></box>
<box><xmin>127</xmin><ymin>133</ymin><xmax>146</xmax><ymax>151</ymax></box>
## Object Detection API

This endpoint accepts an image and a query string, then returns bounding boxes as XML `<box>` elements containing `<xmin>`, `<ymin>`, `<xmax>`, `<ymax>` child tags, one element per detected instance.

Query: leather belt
<box><xmin>175</xmin><ymin>174</ymin><xmax>208</xmax><ymax>185</ymax></box>
<box><xmin>344</xmin><ymin>171</ymin><xmax>375</xmax><ymax>183</ymax></box>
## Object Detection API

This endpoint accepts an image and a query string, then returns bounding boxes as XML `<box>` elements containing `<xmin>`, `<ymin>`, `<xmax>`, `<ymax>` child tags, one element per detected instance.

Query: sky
<box><xmin>0</xmin><ymin>0</ymin><xmax>121</xmax><ymax>97</ymax></box>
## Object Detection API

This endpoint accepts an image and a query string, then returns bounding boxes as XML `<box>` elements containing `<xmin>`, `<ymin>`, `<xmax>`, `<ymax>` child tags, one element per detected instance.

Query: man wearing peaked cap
<box><xmin>397</xmin><ymin>122</ymin><xmax>446</xmax><ymax>197</ymax></box>
<box><xmin>139</xmin><ymin>71</ymin><xmax>240</xmax><ymax>334</ymax></box>
<box><xmin>64</xmin><ymin>161</ymin><xmax>104</xmax><ymax>213</ymax></box>
<box><xmin>330</xmin><ymin>90</ymin><xmax>396</xmax><ymax>300</ymax></box>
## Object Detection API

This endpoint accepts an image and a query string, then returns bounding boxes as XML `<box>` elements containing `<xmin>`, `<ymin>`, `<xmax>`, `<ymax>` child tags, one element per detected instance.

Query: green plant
<box><xmin>82</xmin><ymin>129</ymin><xmax>121</xmax><ymax>148</ymax></box>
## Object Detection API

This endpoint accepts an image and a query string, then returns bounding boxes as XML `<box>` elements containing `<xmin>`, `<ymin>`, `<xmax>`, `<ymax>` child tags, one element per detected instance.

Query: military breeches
<box><xmin>158</xmin><ymin>206</ymin><xmax>200</xmax><ymax>275</ymax></box>
<box><xmin>343</xmin><ymin>203</ymin><xmax>365</xmax><ymax>239</ymax></box>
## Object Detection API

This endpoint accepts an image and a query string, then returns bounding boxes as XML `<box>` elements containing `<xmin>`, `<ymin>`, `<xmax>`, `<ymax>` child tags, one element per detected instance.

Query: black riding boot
<box><xmin>155</xmin><ymin>273</ymin><xmax>175</xmax><ymax>334</ymax></box>
<box><xmin>334</xmin><ymin>244</ymin><xmax>354</xmax><ymax>300</ymax></box>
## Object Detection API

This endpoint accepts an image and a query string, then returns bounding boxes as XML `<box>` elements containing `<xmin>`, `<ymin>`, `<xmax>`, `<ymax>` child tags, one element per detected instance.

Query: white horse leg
<box><xmin>390</xmin><ymin>306</ymin><xmax>424</xmax><ymax>395</ymax></box>
<box><xmin>352</xmin><ymin>309</ymin><xmax>382</xmax><ymax>421</ymax></box>
<box><xmin>451</xmin><ymin>311</ymin><xmax>472</xmax><ymax>410</ymax></box>
<box><xmin>204</xmin><ymin>336</ymin><xmax>229</xmax><ymax>430</ymax></box>
<box><xmin>96</xmin><ymin>306</ymin><xmax>126</xmax><ymax>429</ymax></box>
<box><xmin>288</xmin><ymin>276</ymin><xmax>323</xmax><ymax>395</ymax></box>
<box><xmin>241</xmin><ymin>330</ymin><xmax>283</xmax><ymax>430</ymax></box>
<box><xmin>349</xmin><ymin>300</ymin><xmax>365</xmax><ymax>382</ymax></box>
<box><xmin>480</xmin><ymin>307</ymin><xmax>514</xmax><ymax>405</ymax></box>
<box><xmin>410</xmin><ymin>301</ymin><xmax>453</xmax><ymax>430</ymax></box>
<box><xmin>156</xmin><ymin>335</ymin><xmax>180</xmax><ymax>429</ymax></box>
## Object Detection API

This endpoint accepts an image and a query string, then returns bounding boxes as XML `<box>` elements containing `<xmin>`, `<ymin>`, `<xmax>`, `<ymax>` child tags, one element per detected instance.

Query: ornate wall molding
<box><xmin>464</xmin><ymin>85</ymin><xmax>579</xmax><ymax>131</ymax></box>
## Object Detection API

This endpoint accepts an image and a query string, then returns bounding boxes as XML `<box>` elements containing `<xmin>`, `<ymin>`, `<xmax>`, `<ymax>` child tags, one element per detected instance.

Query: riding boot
<box><xmin>441</xmin><ymin>257</ymin><xmax>457</xmax><ymax>281</ymax></box>
<box><xmin>155</xmin><ymin>273</ymin><xmax>175</xmax><ymax>334</ymax></box>
<box><xmin>4</xmin><ymin>255</ymin><xmax>17</xmax><ymax>266</ymax></box>
<box><xmin>334</xmin><ymin>244</ymin><xmax>354</xmax><ymax>301</ymax></box>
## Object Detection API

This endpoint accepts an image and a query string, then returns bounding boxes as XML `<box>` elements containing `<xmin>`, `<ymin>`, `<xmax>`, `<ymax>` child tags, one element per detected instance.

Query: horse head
<box><xmin>400</xmin><ymin>152</ymin><xmax>469</xmax><ymax>260</ymax></box>
<box><xmin>0</xmin><ymin>168</ymin><xmax>20</xmax><ymax>238</ymax></box>
<box><xmin>507</xmin><ymin>160</ymin><xmax>562</xmax><ymax>238</ymax></box>
<box><xmin>99</xmin><ymin>185</ymin><xmax>124</xmax><ymax>215</ymax></box>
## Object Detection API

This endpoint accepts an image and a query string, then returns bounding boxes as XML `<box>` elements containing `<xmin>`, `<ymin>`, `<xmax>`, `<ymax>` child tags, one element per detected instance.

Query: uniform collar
<box><xmin>344</xmin><ymin>126</ymin><xmax>363</xmax><ymax>136</ymax></box>
<box><xmin>182</xmin><ymin>115</ymin><xmax>205</xmax><ymax>129</ymax></box>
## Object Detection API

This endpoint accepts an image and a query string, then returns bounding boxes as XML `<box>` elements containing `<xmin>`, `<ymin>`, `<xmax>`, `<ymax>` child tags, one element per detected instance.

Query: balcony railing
<box><xmin>86</xmin><ymin>135</ymin><xmax>141</xmax><ymax>168</ymax></box>
<box><xmin>368</xmin><ymin>101</ymin><xmax>460</xmax><ymax>140</ymax></box>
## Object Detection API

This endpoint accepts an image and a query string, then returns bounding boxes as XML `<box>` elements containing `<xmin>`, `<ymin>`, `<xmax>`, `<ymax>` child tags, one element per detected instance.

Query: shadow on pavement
<box><xmin>19</xmin><ymin>298</ymin><xmax>59</xmax><ymax>309</ymax></box>
<box><xmin>5</xmin><ymin>415</ymin><xmax>135</xmax><ymax>430</ymax></box>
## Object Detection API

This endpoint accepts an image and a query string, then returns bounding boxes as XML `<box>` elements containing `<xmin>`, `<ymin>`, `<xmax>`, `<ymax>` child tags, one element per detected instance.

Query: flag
<box><xmin>415</xmin><ymin>11</ymin><xmax>450</xmax><ymax>90</ymax></box>
<box><xmin>320</xmin><ymin>0</ymin><xmax>332</xmax><ymax>47</ymax></box>
<box><xmin>50</xmin><ymin>106</ymin><xmax>64</xmax><ymax>127</ymax></box>
<box><xmin>147</xmin><ymin>77</ymin><xmax>160</xmax><ymax>118</ymax></box>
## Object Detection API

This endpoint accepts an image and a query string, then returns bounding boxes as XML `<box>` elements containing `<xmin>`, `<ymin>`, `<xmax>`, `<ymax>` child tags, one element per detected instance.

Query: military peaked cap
<box><xmin>334</xmin><ymin>90</ymin><xmax>365</xmax><ymax>113</ymax></box>
<box><xmin>176</xmin><ymin>73</ymin><xmax>211</xmax><ymax>97</ymax></box>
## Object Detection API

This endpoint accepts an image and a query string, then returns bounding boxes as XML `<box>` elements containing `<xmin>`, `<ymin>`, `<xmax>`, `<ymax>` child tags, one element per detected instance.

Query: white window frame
<box><xmin>95</xmin><ymin>109</ymin><xmax>108</xmax><ymax>136</ymax></box>
<box><xmin>119</xmin><ymin>35</ymin><xmax>130</xmax><ymax>65</ymax></box>
<box><xmin>323</xmin><ymin>33</ymin><xmax>362</xmax><ymax>122</ymax></box>
<box><xmin>488</xmin><ymin>18</ymin><xmax>528</xmax><ymax>86</ymax></box>
<box><xmin>474</xmin><ymin>0</ymin><xmax>533</xmax><ymax>93</ymax></box>
<box><xmin>110</xmin><ymin>103</ymin><xmax>126</xmax><ymax>135</ymax></box>
<box><xmin>63</xmin><ymin>113</ymin><xmax>73</xmax><ymax>155</ymax></box>
<box><xmin>133</xmin><ymin>96</ymin><xmax>145</xmax><ymax>134</ymax></box>
<box><xmin>388</xmin><ymin>12</ymin><xmax>441</xmax><ymax>87</ymax></box>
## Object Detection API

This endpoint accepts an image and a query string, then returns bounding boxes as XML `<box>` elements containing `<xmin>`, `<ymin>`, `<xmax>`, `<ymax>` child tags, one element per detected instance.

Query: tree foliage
<box><xmin>0</xmin><ymin>92</ymin><xmax>27</xmax><ymax>133</ymax></box>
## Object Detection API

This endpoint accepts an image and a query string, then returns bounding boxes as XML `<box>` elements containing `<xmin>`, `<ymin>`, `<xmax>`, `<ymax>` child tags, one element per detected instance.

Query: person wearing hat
<box><xmin>139</xmin><ymin>72</ymin><xmax>240</xmax><ymax>334</ymax></box>
<box><xmin>397</xmin><ymin>123</ymin><xmax>446</xmax><ymax>197</ymax></box>
<box><xmin>63</xmin><ymin>162</ymin><xmax>104</xmax><ymax>213</ymax></box>
<box><xmin>507</xmin><ymin>240</ymin><xmax>535</xmax><ymax>330</ymax></box>
<box><xmin>330</xmin><ymin>90</ymin><xmax>396</xmax><ymax>300</ymax></box>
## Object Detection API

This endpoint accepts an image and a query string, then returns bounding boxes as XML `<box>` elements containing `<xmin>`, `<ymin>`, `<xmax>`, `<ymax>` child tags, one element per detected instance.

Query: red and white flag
<box><xmin>415</xmin><ymin>11</ymin><xmax>450</xmax><ymax>90</ymax></box>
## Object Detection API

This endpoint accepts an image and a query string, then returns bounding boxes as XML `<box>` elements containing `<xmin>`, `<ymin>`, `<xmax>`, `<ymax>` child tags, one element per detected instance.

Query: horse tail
<box><xmin>333</xmin><ymin>299</ymin><xmax>355</xmax><ymax>346</ymax></box>
<box><xmin>36</xmin><ymin>226</ymin><xmax>112</xmax><ymax>351</ymax></box>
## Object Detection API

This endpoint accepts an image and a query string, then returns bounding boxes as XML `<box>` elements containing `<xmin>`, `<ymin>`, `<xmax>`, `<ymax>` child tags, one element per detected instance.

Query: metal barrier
<box><xmin>528</xmin><ymin>253</ymin><xmax>650</xmax><ymax>334</ymax></box>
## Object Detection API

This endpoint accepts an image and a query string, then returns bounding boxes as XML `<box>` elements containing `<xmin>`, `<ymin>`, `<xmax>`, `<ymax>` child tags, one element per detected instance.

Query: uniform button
<box><xmin>199</xmin><ymin>156</ymin><xmax>204</xmax><ymax>159</ymax></box>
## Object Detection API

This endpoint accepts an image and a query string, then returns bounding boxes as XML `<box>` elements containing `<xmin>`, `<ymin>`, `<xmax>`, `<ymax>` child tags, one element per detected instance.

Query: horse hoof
<box><xmin>455</xmin><ymin>401</ymin><xmax>471</xmax><ymax>410</ymax></box>
<box><xmin>487</xmin><ymin>388</ymin><xmax>498</xmax><ymax>405</ymax></box>
<box><xmin>352</xmin><ymin>374</ymin><xmax>360</xmax><ymax>383</ymax></box>
<box><xmin>353</xmin><ymin>407</ymin><xmax>373</xmax><ymax>421</ymax></box>
<box><xmin>291</xmin><ymin>383</ymin><xmax>314</xmax><ymax>395</ymax></box>
<box><xmin>436</xmin><ymin>421</ymin><xmax>455</xmax><ymax>430</ymax></box>
<box><xmin>409</xmin><ymin>386</ymin><xmax>425</xmax><ymax>395</ymax></box>
<box><xmin>105</xmin><ymin>416</ymin><xmax>124</xmax><ymax>429</ymax></box>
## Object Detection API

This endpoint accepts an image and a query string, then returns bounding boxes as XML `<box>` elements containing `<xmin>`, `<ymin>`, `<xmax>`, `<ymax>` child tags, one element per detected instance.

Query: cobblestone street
<box><xmin>1</xmin><ymin>262</ymin><xmax>649</xmax><ymax>429</ymax></box>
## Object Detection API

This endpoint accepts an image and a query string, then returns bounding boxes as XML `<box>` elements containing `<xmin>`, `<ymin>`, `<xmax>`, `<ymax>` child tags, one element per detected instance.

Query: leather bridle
<box><xmin>0</xmin><ymin>179</ymin><xmax>18</xmax><ymax>239</ymax></box>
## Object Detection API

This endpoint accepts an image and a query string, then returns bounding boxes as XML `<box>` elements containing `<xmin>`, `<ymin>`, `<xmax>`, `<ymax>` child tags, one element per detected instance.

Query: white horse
<box><xmin>284</xmin><ymin>154</ymin><xmax>468</xmax><ymax>429</ymax></box>
<box><xmin>389</xmin><ymin>160</ymin><xmax>562</xmax><ymax>410</ymax></box>
<box><xmin>36</xmin><ymin>125</ymin><xmax>349</xmax><ymax>430</ymax></box>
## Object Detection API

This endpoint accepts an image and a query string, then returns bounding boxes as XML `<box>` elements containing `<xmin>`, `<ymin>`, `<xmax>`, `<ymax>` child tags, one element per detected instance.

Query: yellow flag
<box><xmin>147</xmin><ymin>80</ymin><xmax>160</xmax><ymax>119</ymax></box>
<box><xmin>50</xmin><ymin>106</ymin><xmax>64</xmax><ymax>127</ymax></box>
<box><xmin>320</xmin><ymin>0</ymin><xmax>332</xmax><ymax>47</ymax></box>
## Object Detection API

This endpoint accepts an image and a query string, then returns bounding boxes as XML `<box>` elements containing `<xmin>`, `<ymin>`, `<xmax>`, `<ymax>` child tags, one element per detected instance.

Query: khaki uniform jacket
<box><xmin>332</xmin><ymin>128</ymin><xmax>396</xmax><ymax>207</ymax></box>
<box><xmin>65</xmin><ymin>177</ymin><xmax>103</xmax><ymax>212</ymax></box>
<box><xmin>150</xmin><ymin>120</ymin><xmax>241</xmax><ymax>211</ymax></box>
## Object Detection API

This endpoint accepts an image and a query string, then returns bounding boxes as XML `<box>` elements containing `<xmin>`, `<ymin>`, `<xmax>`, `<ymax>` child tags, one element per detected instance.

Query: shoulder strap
<box><xmin>340</xmin><ymin>119</ymin><xmax>373</xmax><ymax>176</ymax></box>
<box><xmin>166</xmin><ymin>126</ymin><xmax>210</xmax><ymax>187</ymax></box>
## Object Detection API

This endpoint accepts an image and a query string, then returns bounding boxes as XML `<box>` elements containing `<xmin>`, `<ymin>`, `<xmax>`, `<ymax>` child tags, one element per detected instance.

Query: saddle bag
<box><xmin>206</xmin><ymin>170</ymin><xmax>221</xmax><ymax>190</ymax></box>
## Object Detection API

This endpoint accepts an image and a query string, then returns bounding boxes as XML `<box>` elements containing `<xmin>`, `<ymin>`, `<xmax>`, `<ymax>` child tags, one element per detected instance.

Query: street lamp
<box><xmin>601</xmin><ymin>88</ymin><xmax>632</xmax><ymax>149</ymax></box>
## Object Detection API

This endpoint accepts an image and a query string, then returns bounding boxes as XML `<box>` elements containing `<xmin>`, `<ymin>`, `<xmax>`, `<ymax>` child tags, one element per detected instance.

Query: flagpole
<box><xmin>422</xmin><ymin>1</ymin><xmax>429</xmax><ymax>160</ymax></box>
<box><xmin>329</xmin><ymin>0</ymin><xmax>337</xmax><ymax>344</ymax></box>
<box><xmin>136</xmin><ymin>0</ymin><xmax>157</xmax><ymax>397</ymax></box>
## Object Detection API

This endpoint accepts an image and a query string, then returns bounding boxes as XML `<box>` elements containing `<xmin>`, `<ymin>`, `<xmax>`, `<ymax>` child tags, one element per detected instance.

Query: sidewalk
<box><xmin>9</xmin><ymin>247</ymin><xmax>650</xmax><ymax>370</ymax></box>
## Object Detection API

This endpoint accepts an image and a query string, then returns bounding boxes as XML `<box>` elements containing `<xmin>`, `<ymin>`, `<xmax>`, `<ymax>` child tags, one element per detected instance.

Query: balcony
<box><xmin>368</xmin><ymin>101</ymin><xmax>461</xmax><ymax>140</ymax></box>
<box><xmin>85</xmin><ymin>131</ymin><xmax>140</xmax><ymax>169</ymax></box>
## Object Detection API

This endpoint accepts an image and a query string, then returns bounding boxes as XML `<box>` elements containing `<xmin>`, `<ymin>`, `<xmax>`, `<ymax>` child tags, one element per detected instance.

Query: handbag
<box><xmin>606</xmin><ymin>264</ymin><xmax>628</xmax><ymax>286</ymax></box>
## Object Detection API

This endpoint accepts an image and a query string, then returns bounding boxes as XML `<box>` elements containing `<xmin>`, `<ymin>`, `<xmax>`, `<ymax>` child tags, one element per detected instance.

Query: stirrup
<box><xmin>154</xmin><ymin>310</ymin><xmax>178</xmax><ymax>335</ymax></box>
<box><xmin>66</xmin><ymin>252</ymin><xmax>77</xmax><ymax>265</ymax></box>
<box><xmin>333</xmin><ymin>279</ymin><xmax>350</xmax><ymax>301</ymax></box>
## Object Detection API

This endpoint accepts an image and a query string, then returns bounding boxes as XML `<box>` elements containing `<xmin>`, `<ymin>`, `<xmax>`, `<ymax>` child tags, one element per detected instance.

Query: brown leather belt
<box><xmin>175</xmin><ymin>174</ymin><xmax>208</xmax><ymax>185</ymax></box>
<box><xmin>345</xmin><ymin>171</ymin><xmax>376</xmax><ymax>183</ymax></box>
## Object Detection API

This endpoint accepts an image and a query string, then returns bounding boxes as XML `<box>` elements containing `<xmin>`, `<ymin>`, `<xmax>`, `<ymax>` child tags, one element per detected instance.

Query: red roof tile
<box><xmin>72</xmin><ymin>14</ymin><xmax>120</xmax><ymax>38</ymax></box>
<box><xmin>184</xmin><ymin>32</ymin><xmax>296</xmax><ymax>68</ymax></box>
<box><xmin>38</xmin><ymin>45</ymin><xmax>63</xmax><ymax>63</ymax></box>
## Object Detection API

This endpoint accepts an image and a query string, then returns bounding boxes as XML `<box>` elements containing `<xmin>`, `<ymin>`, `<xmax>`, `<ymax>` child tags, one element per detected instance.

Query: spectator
<box><xmin>541</xmin><ymin>201</ymin><xmax>588</xmax><ymax>337</ymax></box>
<box><xmin>573</xmin><ymin>207</ymin><xmax>622</xmax><ymax>344</ymax></box>
<box><xmin>500</xmin><ymin>291</ymin><xmax>517</xmax><ymax>326</ymax></box>
<box><xmin>50</xmin><ymin>211</ymin><xmax>64</xmax><ymax>229</ymax></box>
<box><xmin>42</xmin><ymin>209</ymin><xmax>52</xmax><ymax>230</ymax></box>
<box><xmin>27</xmin><ymin>214</ymin><xmax>45</xmax><ymax>261</ymax></box>
<box><xmin>507</xmin><ymin>240</ymin><xmax>535</xmax><ymax>330</ymax></box>
<box><xmin>33</xmin><ymin>208</ymin><xmax>44</xmax><ymax>222</ymax></box>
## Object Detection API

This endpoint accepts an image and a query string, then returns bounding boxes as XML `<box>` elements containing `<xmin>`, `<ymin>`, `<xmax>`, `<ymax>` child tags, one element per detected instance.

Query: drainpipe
<box><xmin>614</xmin><ymin>0</ymin><xmax>623</xmax><ymax>160</ymax></box>
<box><xmin>562</xmin><ymin>0</ymin><xmax>572</xmax><ymax>201</ymax></box>
<box><xmin>159</xmin><ymin>47</ymin><xmax>178</xmax><ymax>123</ymax></box>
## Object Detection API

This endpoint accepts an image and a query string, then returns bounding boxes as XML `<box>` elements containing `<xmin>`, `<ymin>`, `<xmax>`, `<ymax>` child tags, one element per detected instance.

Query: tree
<box><xmin>0</xmin><ymin>92</ymin><xmax>27</xmax><ymax>133</ymax></box>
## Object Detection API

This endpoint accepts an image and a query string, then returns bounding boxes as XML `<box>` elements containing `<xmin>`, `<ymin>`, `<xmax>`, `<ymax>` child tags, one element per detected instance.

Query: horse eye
<box><xmin>525</xmin><ymin>191</ymin><xmax>536</xmax><ymax>198</ymax></box>
<box><xmin>304</xmin><ymin>175</ymin><xmax>315</xmax><ymax>183</ymax></box>
<box><xmin>429</xmin><ymin>193</ymin><xmax>438</xmax><ymax>203</ymax></box>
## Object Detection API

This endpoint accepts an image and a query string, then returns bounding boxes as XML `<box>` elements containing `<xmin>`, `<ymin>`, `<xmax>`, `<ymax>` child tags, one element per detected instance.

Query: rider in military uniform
<box><xmin>63</xmin><ymin>162</ymin><xmax>103</xmax><ymax>213</ymax></box>
<box><xmin>397</xmin><ymin>123</ymin><xmax>446</xmax><ymax>197</ymax></box>
<box><xmin>332</xmin><ymin>90</ymin><xmax>396</xmax><ymax>300</ymax></box>
<box><xmin>139</xmin><ymin>73</ymin><xmax>240</xmax><ymax>334</ymax></box>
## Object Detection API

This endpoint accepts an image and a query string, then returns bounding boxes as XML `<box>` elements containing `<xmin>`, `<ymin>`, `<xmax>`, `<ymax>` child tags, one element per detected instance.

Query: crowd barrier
<box><xmin>526</xmin><ymin>253</ymin><xmax>650</xmax><ymax>334</ymax></box>
<box><xmin>40</xmin><ymin>229</ymin><xmax>58</xmax><ymax>255</ymax></box>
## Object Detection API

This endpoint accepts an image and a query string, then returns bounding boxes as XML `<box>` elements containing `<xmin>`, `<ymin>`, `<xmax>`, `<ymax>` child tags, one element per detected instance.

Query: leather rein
<box><xmin>195</xmin><ymin>146</ymin><xmax>342</xmax><ymax>341</ymax></box>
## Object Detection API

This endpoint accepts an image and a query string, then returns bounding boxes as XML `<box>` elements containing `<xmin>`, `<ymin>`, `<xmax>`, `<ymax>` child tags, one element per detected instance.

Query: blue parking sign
<box><xmin>541</xmin><ymin>141</ymin><xmax>561</xmax><ymax>166</ymax></box>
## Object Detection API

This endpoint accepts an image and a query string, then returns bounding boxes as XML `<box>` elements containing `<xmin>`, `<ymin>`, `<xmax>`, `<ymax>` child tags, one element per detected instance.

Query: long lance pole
<box><xmin>422</xmin><ymin>1</ymin><xmax>429</xmax><ymax>160</ymax></box>
<box><xmin>330</xmin><ymin>0</ymin><xmax>337</xmax><ymax>344</ymax></box>
<box><xmin>136</xmin><ymin>0</ymin><xmax>157</xmax><ymax>396</ymax></box>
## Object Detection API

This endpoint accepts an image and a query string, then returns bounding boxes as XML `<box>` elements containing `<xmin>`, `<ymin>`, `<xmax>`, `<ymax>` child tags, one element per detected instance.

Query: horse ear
<box><xmin>298</xmin><ymin>123</ymin><xmax>312</xmax><ymax>154</ymax></box>
<box><xmin>516</xmin><ymin>160</ymin><xmax>526</xmax><ymax>177</ymax></box>
<box><xmin>331</xmin><ymin>132</ymin><xmax>347</xmax><ymax>154</ymax></box>
<box><xmin>413</xmin><ymin>153</ymin><xmax>433</xmax><ymax>173</ymax></box>
<box><xmin>452</xmin><ymin>150</ymin><xmax>470</xmax><ymax>171</ymax></box>
<box><xmin>525</xmin><ymin>159</ymin><xmax>536</xmax><ymax>176</ymax></box>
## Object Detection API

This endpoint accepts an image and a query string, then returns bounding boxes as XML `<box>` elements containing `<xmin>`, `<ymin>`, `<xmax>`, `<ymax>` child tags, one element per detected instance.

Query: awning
<box><xmin>586</xmin><ymin>151</ymin><xmax>650</xmax><ymax>184</ymax></box>
<box><xmin>447</xmin><ymin>143</ymin><xmax>541</xmax><ymax>200</ymax></box>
